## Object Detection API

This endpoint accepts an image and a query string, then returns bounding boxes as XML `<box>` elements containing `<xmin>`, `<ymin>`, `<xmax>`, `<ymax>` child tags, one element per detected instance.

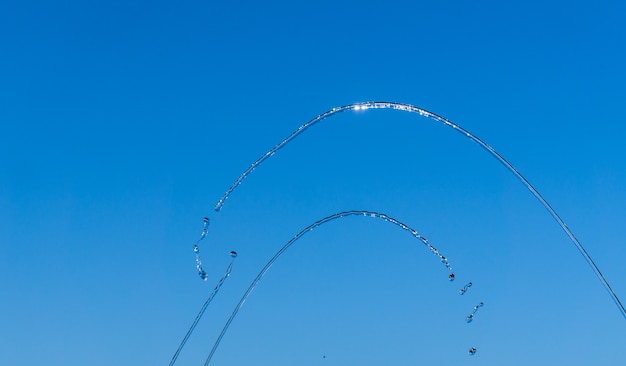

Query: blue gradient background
<box><xmin>1</xmin><ymin>1</ymin><xmax>625</xmax><ymax>365</ymax></box>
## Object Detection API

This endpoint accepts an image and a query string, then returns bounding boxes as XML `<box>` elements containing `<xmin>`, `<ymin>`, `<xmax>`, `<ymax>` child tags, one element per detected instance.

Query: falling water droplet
<box><xmin>194</xmin><ymin>217</ymin><xmax>211</xmax><ymax>280</ymax></box>
<box><xmin>201</xmin><ymin>218</ymin><xmax>210</xmax><ymax>236</ymax></box>
<box><xmin>199</xmin><ymin>272</ymin><xmax>208</xmax><ymax>281</ymax></box>
<box><xmin>448</xmin><ymin>273</ymin><xmax>455</xmax><ymax>281</ymax></box>
<box><xmin>465</xmin><ymin>301</ymin><xmax>484</xmax><ymax>322</ymax></box>
<box><xmin>229</xmin><ymin>251</ymin><xmax>238</xmax><ymax>258</ymax></box>
<box><xmin>459</xmin><ymin>282</ymin><xmax>473</xmax><ymax>295</ymax></box>
<box><xmin>469</xmin><ymin>347</ymin><xmax>477</xmax><ymax>355</ymax></box>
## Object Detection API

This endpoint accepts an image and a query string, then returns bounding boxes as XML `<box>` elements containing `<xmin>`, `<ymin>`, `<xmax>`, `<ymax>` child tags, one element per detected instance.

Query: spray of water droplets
<box><xmin>210</xmin><ymin>101</ymin><xmax>625</xmax><ymax>320</ymax></box>
<box><xmin>193</xmin><ymin>218</ymin><xmax>210</xmax><ymax>281</ymax></box>
<box><xmin>465</xmin><ymin>302</ymin><xmax>484</xmax><ymax>323</ymax></box>
<box><xmin>169</xmin><ymin>254</ymin><xmax>237</xmax><ymax>366</ymax></box>
<box><xmin>201</xmin><ymin>210</ymin><xmax>454</xmax><ymax>365</ymax></box>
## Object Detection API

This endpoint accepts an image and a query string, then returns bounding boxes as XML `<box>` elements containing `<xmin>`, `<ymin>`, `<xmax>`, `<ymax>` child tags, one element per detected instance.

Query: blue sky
<box><xmin>1</xmin><ymin>0</ymin><xmax>626</xmax><ymax>365</ymax></box>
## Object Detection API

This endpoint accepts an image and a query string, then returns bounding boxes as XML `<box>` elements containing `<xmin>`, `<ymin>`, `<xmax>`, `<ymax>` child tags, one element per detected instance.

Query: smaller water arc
<box><xmin>202</xmin><ymin>210</ymin><xmax>454</xmax><ymax>365</ymax></box>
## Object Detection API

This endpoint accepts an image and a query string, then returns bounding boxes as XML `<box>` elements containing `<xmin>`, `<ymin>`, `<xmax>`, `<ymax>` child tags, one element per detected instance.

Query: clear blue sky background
<box><xmin>1</xmin><ymin>0</ymin><xmax>626</xmax><ymax>365</ymax></box>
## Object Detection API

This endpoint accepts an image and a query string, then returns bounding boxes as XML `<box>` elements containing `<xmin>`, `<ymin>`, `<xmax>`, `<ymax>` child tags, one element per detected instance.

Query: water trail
<box><xmin>168</xmin><ymin>254</ymin><xmax>237</xmax><ymax>366</ymax></box>
<box><xmin>465</xmin><ymin>302</ymin><xmax>484</xmax><ymax>323</ymax></box>
<box><xmin>459</xmin><ymin>282</ymin><xmax>473</xmax><ymax>295</ymax></box>
<box><xmin>212</xmin><ymin>101</ymin><xmax>626</xmax><ymax>320</ymax></box>
<box><xmin>194</xmin><ymin>218</ymin><xmax>210</xmax><ymax>281</ymax></box>
<box><xmin>202</xmin><ymin>210</ymin><xmax>453</xmax><ymax>365</ymax></box>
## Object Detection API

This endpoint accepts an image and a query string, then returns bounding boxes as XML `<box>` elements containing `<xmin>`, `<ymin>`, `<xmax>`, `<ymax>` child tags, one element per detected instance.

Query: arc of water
<box><xmin>169</xmin><ymin>257</ymin><xmax>236</xmax><ymax>366</ymax></box>
<box><xmin>202</xmin><ymin>210</ymin><xmax>453</xmax><ymax>365</ymax></box>
<box><xmin>212</xmin><ymin>101</ymin><xmax>626</xmax><ymax>320</ymax></box>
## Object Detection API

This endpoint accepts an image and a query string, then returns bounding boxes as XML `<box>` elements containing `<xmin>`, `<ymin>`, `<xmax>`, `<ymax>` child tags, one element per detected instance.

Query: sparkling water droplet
<box><xmin>448</xmin><ymin>273</ymin><xmax>455</xmax><ymax>281</ymax></box>
<box><xmin>229</xmin><ymin>251</ymin><xmax>238</xmax><ymax>258</ymax></box>
<box><xmin>469</xmin><ymin>347</ymin><xmax>477</xmax><ymax>355</ymax></box>
<box><xmin>193</xmin><ymin>245</ymin><xmax>199</xmax><ymax>253</ymax></box>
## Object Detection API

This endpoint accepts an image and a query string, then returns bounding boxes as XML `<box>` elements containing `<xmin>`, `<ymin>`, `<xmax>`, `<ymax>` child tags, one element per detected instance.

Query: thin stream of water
<box><xmin>169</xmin><ymin>253</ymin><xmax>237</xmax><ymax>366</ymax></box>
<box><xmin>211</xmin><ymin>101</ymin><xmax>626</xmax><ymax>320</ymax></box>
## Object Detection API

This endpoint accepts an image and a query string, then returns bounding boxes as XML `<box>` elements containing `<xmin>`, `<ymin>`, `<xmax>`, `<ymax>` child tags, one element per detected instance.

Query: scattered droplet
<box><xmin>469</xmin><ymin>347</ymin><xmax>477</xmax><ymax>355</ymax></box>
<box><xmin>459</xmin><ymin>282</ymin><xmax>473</xmax><ymax>295</ymax></box>
<box><xmin>465</xmin><ymin>301</ymin><xmax>484</xmax><ymax>323</ymax></box>
<box><xmin>448</xmin><ymin>273</ymin><xmax>455</xmax><ymax>281</ymax></box>
<box><xmin>194</xmin><ymin>217</ymin><xmax>211</xmax><ymax>280</ymax></box>
<box><xmin>199</xmin><ymin>271</ymin><xmax>208</xmax><ymax>281</ymax></box>
<box><xmin>229</xmin><ymin>251</ymin><xmax>238</xmax><ymax>258</ymax></box>
<box><xmin>201</xmin><ymin>218</ymin><xmax>210</xmax><ymax>237</ymax></box>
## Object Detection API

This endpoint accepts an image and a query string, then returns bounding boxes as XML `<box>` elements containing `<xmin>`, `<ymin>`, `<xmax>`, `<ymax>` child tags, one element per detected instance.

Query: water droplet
<box><xmin>469</xmin><ymin>347</ymin><xmax>477</xmax><ymax>355</ymax></box>
<box><xmin>459</xmin><ymin>282</ymin><xmax>473</xmax><ymax>295</ymax></box>
<box><xmin>465</xmin><ymin>301</ymin><xmax>484</xmax><ymax>322</ymax></box>
<box><xmin>448</xmin><ymin>273</ymin><xmax>455</xmax><ymax>281</ymax></box>
<box><xmin>229</xmin><ymin>251</ymin><xmax>238</xmax><ymax>258</ymax></box>
<box><xmin>193</xmin><ymin>245</ymin><xmax>199</xmax><ymax>253</ymax></box>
